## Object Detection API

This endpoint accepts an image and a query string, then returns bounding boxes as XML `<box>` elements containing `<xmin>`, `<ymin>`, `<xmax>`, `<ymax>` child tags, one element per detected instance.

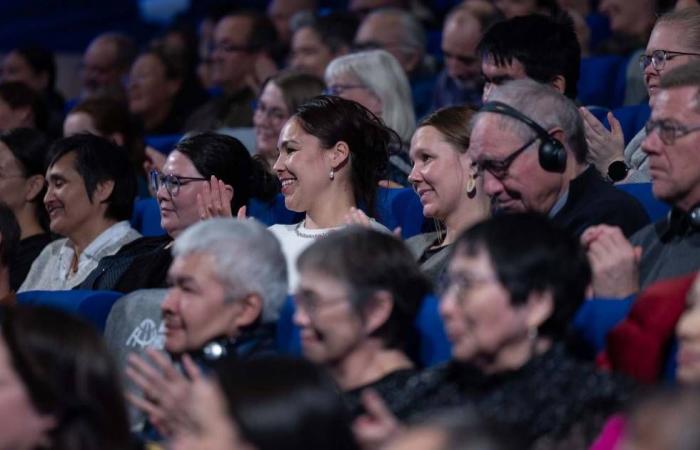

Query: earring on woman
<box><xmin>466</xmin><ymin>172</ymin><xmax>477</xmax><ymax>198</ymax></box>
<box><xmin>329</xmin><ymin>168</ymin><xmax>335</xmax><ymax>180</ymax></box>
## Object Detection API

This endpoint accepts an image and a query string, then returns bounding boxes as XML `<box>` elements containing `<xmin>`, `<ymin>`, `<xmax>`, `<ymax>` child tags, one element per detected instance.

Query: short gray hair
<box><xmin>474</xmin><ymin>79</ymin><xmax>587</xmax><ymax>163</ymax></box>
<box><xmin>366</xmin><ymin>8</ymin><xmax>426</xmax><ymax>55</ymax></box>
<box><xmin>657</xmin><ymin>6</ymin><xmax>700</xmax><ymax>52</ymax></box>
<box><xmin>173</xmin><ymin>218</ymin><xmax>288</xmax><ymax>323</ymax></box>
<box><xmin>326</xmin><ymin>49</ymin><xmax>416</xmax><ymax>142</ymax></box>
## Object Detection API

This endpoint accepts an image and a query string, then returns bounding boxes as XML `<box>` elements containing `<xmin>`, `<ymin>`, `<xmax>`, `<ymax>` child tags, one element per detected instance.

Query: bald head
<box><xmin>81</xmin><ymin>33</ymin><xmax>135</xmax><ymax>98</ymax></box>
<box><xmin>442</xmin><ymin>8</ymin><xmax>483</xmax><ymax>82</ymax></box>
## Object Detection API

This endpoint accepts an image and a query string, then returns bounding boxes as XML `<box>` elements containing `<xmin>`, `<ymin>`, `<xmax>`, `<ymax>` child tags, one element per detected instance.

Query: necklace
<box><xmin>294</xmin><ymin>221</ymin><xmax>333</xmax><ymax>239</ymax></box>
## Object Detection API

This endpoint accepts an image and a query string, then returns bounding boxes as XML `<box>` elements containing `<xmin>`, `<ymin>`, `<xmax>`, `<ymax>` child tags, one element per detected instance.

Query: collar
<box><xmin>186</xmin><ymin>322</ymin><xmax>277</xmax><ymax>367</ymax></box>
<box><xmin>660</xmin><ymin>207</ymin><xmax>700</xmax><ymax>240</ymax></box>
<box><xmin>67</xmin><ymin>221</ymin><xmax>132</xmax><ymax>259</ymax></box>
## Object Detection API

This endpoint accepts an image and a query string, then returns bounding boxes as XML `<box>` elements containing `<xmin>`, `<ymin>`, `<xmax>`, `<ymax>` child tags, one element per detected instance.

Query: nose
<box><xmin>438</xmin><ymin>289</ymin><xmax>458</xmax><ymax>323</ymax></box>
<box><xmin>292</xmin><ymin>302</ymin><xmax>311</xmax><ymax>327</ymax></box>
<box><xmin>161</xmin><ymin>288</ymin><xmax>180</xmax><ymax>316</ymax></box>
<box><xmin>481</xmin><ymin>169</ymin><xmax>504</xmax><ymax>197</ymax></box>
<box><xmin>408</xmin><ymin>162</ymin><xmax>422</xmax><ymax>185</ymax></box>
<box><xmin>43</xmin><ymin>182</ymin><xmax>54</xmax><ymax>205</ymax></box>
<box><xmin>272</xmin><ymin>151</ymin><xmax>286</xmax><ymax>172</ymax></box>
<box><xmin>641</xmin><ymin>125</ymin><xmax>662</xmax><ymax>156</ymax></box>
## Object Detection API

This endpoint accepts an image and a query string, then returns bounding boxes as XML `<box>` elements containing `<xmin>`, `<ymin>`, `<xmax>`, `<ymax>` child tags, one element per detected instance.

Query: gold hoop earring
<box><xmin>466</xmin><ymin>173</ymin><xmax>477</xmax><ymax>198</ymax></box>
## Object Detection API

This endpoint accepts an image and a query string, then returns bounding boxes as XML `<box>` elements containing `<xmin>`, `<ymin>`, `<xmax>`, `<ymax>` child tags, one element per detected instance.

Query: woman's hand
<box><xmin>197</xmin><ymin>176</ymin><xmax>233</xmax><ymax>220</ymax></box>
<box><xmin>353</xmin><ymin>389</ymin><xmax>403</xmax><ymax>450</ymax></box>
<box><xmin>579</xmin><ymin>107</ymin><xmax>625</xmax><ymax>175</ymax></box>
<box><xmin>126</xmin><ymin>349</ymin><xmax>202</xmax><ymax>437</ymax></box>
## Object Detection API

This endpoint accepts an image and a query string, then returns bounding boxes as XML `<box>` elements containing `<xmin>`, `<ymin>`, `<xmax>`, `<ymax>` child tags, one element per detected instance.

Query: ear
<box><xmin>362</xmin><ymin>290</ymin><xmax>394</xmax><ymax>336</ymax></box>
<box><xmin>24</xmin><ymin>174</ymin><xmax>45</xmax><ymax>202</ymax></box>
<box><xmin>524</xmin><ymin>290</ymin><xmax>554</xmax><ymax>331</ymax></box>
<box><xmin>108</xmin><ymin>132</ymin><xmax>125</xmax><ymax>147</ymax></box>
<box><xmin>231</xmin><ymin>293</ymin><xmax>263</xmax><ymax>329</ymax></box>
<box><xmin>551</xmin><ymin>75</ymin><xmax>567</xmax><ymax>95</ymax></box>
<box><xmin>327</xmin><ymin>140</ymin><xmax>350</xmax><ymax>171</ymax></box>
<box><xmin>93</xmin><ymin>179</ymin><xmax>115</xmax><ymax>204</ymax></box>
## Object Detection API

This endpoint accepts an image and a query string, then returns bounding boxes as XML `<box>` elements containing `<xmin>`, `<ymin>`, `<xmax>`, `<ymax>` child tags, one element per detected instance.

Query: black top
<box><xmin>552</xmin><ymin>165</ymin><xmax>650</xmax><ymax>238</ymax></box>
<box><xmin>77</xmin><ymin>235</ymin><xmax>172</xmax><ymax>293</ymax></box>
<box><xmin>344</xmin><ymin>368</ymin><xmax>419</xmax><ymax>420</ymax></box>
<box><xmin>400</xmin><ymin>344</ymin><xmax>634</xmax><ymax>449</ymax></box>
<box><xmin>11</xmin><ymin>233</ymin><xmax>54</xmax><ymax>291</ymax></box>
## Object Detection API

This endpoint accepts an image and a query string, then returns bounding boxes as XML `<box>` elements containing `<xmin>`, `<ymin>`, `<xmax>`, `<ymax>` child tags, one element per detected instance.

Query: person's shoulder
<box><xmin>268</xmin><ymin>223</ymin><xmax>298</xmax><ymax>234</ymax></box>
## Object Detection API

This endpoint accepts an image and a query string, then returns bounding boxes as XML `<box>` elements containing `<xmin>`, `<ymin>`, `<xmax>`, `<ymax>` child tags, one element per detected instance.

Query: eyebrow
<box><xmin>46</xmin><ymin>173</ymin><xmax>66</xmax><ymax>183</ymax></box>
<box><xmin>483</xmin><ymin>74</ymin><xmax>513</xmax><ymax>84</ymax></box>
<box><xmin>279</xmin><ymin>139</ymin><xmax>300</xmax><ymax>150</ymax></box>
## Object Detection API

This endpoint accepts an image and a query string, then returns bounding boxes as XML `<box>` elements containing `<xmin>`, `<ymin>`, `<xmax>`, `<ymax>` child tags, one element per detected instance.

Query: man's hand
<box><xmin>581</xmin><ymin>224</ymin><xmax>641</xmax><ymax>298</ymax></box>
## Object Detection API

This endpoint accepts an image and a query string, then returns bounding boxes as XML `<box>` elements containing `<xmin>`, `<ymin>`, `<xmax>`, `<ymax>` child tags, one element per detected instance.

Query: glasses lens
<box><xmin>652</xmin><ymin>51</ymin><xmax>666</xmax><ymax>70</ymax></box>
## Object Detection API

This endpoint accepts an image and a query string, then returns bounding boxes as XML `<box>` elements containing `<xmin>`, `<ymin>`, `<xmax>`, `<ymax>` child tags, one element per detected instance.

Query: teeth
<box><xmin>281</xmin><ymin>179</ymin><xmax>296</xmax><ymax>186</ymax></box>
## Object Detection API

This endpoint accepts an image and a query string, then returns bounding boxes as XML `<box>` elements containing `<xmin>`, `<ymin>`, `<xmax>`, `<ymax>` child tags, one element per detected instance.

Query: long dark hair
<box><xmin>294</xmin><ymin>95</ymin><xmax>390</xmax><ymax>215</ymax></box>
<box><xmin>1</xmin><ymin>305</ymin><xmax>133</xmax><ymax>450</ymax></box>
<box><xmin>214</xmin><ymin>356</ymin><xmax>359</xmax><ymax>450</ymax></box>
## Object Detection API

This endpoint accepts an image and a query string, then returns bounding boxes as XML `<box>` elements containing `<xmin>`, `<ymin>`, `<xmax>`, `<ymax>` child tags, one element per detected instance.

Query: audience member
<box><xmin>677</xmin><ymin>274</ymin><xmax>700</xmax><ymax>384</ymax></box>
<box><xmin>355</xmin><ymin>213</ymin><xmax>632</xmax><ymax>449</ymax></box>
<box><xmin>478</xmin><ymin>13</ymin><xmax>581</xmax><ymax>101</ymax></box>
<box><xmin>0</xmin><ymin>203</ymin><xmax>20</xmax><ymax>306</ymax></box>
<box><xmin>0</xmin><ymin>46</ymin><xmax>65</xmax><ymax>137</ymax></box>
<box><xmin>63</xmin><ymin>97</ymin><xmax>149</xmax><ymax>197</ymax></box>
<box><xmin>79</xmin><ymin>132</ymin><xmax>277</xmax><ymax>292</ymax></box>
<box><xmin>0</xmin><ymin>129</ymin><xmax>53</xmax><ymax>290</ymax></box>
<box><xmin>469</xmin><ymin>79</ymin><xmax>649</xmax><ymax>238</ymax></box>
<box><xmin>185</xmin><ymin>11</ymin><xmax>278</xmax><ymax>132</ymax></box>
<box><xmin>267</xmin><ymin>0</ymin><xmax>318</xmax><ymax>48</ymax></box>
<box><xmin>269</xmin><ymin>95</ymin><xmax>389</xmax><ymax>290</ymax></box>
<box><xmin>431</xmin><ymin>4</ymin><xmax>500</xmax><ymax>111</ymax></box>
<box><xmin>296</xmin><ymin>227</ymin><xmax>431</xmax><ymax>418</ymax></box>
<box><xmin>289</xmin><ymin>12</ymin><xmax>358</xmax><ymax>79</ymax></box>
<box><xmin>582</xmin><ymin>7</ymin><xmax>700</xmax><ymax>183</ymax></box>
<box><xmin>0</xmin><ymin>81</ymin><xmax>49</xmax><ymax>134</ymax></box>
<box><xmin>126</xmin><ymin>218</ymin><xmax>288</xmax><ymax>437</ymax></box>
<box><xmin>354</xmin><ymin>8</ymin><xmax>433</xmax><ymax>118</ymax></box>
<box><xmin>582</xmin><ymin>61</ymin><xmax>700</xmax><ymax>296</ymax></box>
<box><xmin>171</xmin><ymin>357</ymin><xmax>359</xmax><ymax>450</ymax></box>
<box><xmin>406</xmin><ymin>106</ymin><xmax>490</xmax><ymax>285</ymax></box>
<box><xmin>19</xmin><ymin>134</ymin><xmax>140</xmax><ymax>291</ymax></box>
<box><xmin>325</xmin><ymin>49</ymin><xmax>414</xmax><ymax>186</ymax></box>
<box><xmin>0</xmin><ymin>305</ymin><xmax>134</xmax><ymax>450</ymax></box>
<box><xmin>127</xmin><ymin>48</ymin><xmax>186</xmax><ymax>134</ymax></box>
<box><xmin>254</xmin><ymin>70</ymin><xmax>325</xmax><ymax>171</ymax></box>
<box><xmin>80</xmin><ymin>32</ymin><xmax>137</xmax><ymax>100</ymax></box>
<box><xmin>494</xmin><ymin>0</ymin><xmax>561</xmax><ymax>18</ymax></box>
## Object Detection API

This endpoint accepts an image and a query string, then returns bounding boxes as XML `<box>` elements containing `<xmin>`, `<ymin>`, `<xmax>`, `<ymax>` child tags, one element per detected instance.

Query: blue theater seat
<box><xmin>616</xmin><ymin>183</ymin><xmax>670</xmax><ymax>223</ymax></box>
<box><xmin>131</xmin><ymin>197</ymin><xmax>167</xmax><ymax>237</ymax></box>
<box><xmin>17</xmin><ymin>290</ymin><xmax>122</xmax><ymax>331</ymax></box>
<box><xmin>145</xmin><ymin>134</ymin><xmax>183</xmax><ymax>155</ymax></box>
<box><xmin>578</xmin><ymin>55</ymin><xmax>628</xmax><ymax>109</ymax></box>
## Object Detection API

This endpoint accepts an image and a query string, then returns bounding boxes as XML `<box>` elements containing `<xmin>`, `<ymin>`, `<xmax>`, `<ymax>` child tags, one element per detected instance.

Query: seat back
<box><xmin>375</xmin><ymin>187</ymin><xmax>427</xmax><ymax>239</ymax></box>
<box><xmin>16</xmin><ymin>289</ymin><xmax>122</xmax><ymax>331</ymax></box>
<box><xmin>145</xmin><ymin>134</ymin><xmax>183</xmax><ymax>155</ymax></box>
<box><xmin>131</xmin><ymin>197</ymin><xmax>167</xmax><ymax>237</ymax></box>
<box><xmin>616</xmin><ymin>183</ymin><xmax>670</xmax><ymax>223</ymax></box>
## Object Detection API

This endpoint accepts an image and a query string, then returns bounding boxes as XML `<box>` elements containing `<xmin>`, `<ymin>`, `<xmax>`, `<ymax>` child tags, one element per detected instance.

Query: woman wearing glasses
<box><xmin>582</xmin><ymin>7</ymin><xmax>700</xmax><ymax>183</ymax></box>
<box><xmin>295</xmin><ymin>227</ymin><xmax>431</xmax><ymax>419</ymax></box>
<box><xmin>270</xmin><ymin>95</ymin><xmax>389</xmax><ymax>291</ymax></box>
<box><xmin>325</xmin><ymin>50</ymin><xmax>414</xmax><ymax>187</ymax></box>
<box><xmin>78</xmin><ymin>132</ymin><xmax>277</xmax><ymax>292</ymax></box>
<box><xmin>253</xmin><ymin>70</ymin><xmax>325</xmax><ymax>172</ymax></box>
<box><xmin>405</xmin><ymin>106</ymin><xmax>490</xmax><ymax>286</ymax></box>
<box><xmin>355</xmin><ymin>214</ymin><xmax>633</xmax><ymax>449</ymax></box>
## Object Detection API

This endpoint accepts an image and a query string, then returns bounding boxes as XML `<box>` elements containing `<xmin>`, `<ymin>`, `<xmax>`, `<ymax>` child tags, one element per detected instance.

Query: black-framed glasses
<box><xmin>639</xmin><ymin>50</ymin><xmax>700</xmax><ymax>71</ymax></box>
<box><xmin>324</xmin><ymin>84</ymin><xmax>368</xmax><ymax>96</ymax></box>
<box><xmin>437</xmin><ymin>272</ymin><xmax>498</xmax><ymax>304</ymax></box>
<box><xmin>150</xmin><ymin>170</ymin><xmax>208</xmax><ymax>197</ymax></box>
<box><xmin>473</xmin><ymin>136</ymin><xmax>539</xmax><ymax>179</ymax></box>
<box><xmin>644</xmin><ymin>119</ymin><xmax>700</xmax><ymax>146</ymax></box>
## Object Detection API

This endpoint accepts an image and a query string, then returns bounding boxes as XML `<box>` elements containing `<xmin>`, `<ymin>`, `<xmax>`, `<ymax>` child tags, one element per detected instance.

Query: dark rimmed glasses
<box><xmin>639</xmin><ymin>49</ymin><xmax>700</xmax><ymax>71</ymax></box>
<box><xmin>644</xmin><ymin>119</ymin><xmax>700</xmax><ymax>146</ymax></box>
<box><xmin>150</xmin><ymin>170</ymin><xmax>208</xmax><ymax>197</ymax></box>
<box><xmin>473</xmin><ymin>136</ymin><xmax>539</xmax><ymax>179</ymax></box>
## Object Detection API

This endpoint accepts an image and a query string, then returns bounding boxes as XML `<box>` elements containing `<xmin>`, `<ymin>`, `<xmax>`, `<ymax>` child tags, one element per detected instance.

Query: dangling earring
<box><xmin>466</xmin><ymin>173</ymin><xmax>477</xmax><ymax>198</ymax></box>
<box><xmin>329</xmin><ymin>168</ymin><xmax>335</xmax><ymax>181</ymax></box>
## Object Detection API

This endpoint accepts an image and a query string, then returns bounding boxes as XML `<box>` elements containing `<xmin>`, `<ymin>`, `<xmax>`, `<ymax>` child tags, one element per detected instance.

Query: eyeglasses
<box><xmin>473</xmin><ymin>136</ymin><xmax>539</xmax><ymax>179</ymax></box>
<box><xmin>293</xmin><ymin>290</ymin><xmax>349</xmax><ymax>317</ymax></box>
<box><xmin>254</xmin><ymin>103</ymin><xmax>288</xmax><ymax>124</ymax></box>
<box><xmin>442</xmin><ymin>50</ymin><xmax>478</xmax><ymax>66</ymax></box>
<box><xmin>645</xmin><ymin>119</ymin><xmax>700</xmax><ymax>145</ymax></box>
<box><xmin>639</xmin><ymin>50</ymin><xmax>700</xmax><ymax>71</ymax></box>
<box><xmin>150</xmin><ymin>170</ymin><xmax>208</xmax><ymax>197</ymax></box>
<box><xmin>324</xmin><ymin>84</ymin><xmax>368</xmax><ymax>96</ymax></box>
<box><xmin>437</xmin><ymin>272</ymin><xmax>498</xmax><ymax>304</ymax></box>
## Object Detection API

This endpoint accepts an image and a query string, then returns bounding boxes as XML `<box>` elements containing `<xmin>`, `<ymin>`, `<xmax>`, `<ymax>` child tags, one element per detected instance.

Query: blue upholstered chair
<box><xmin>17</xmin><ymin>290</ymin><xmax>123</xmax><ymax>331</ymax></box>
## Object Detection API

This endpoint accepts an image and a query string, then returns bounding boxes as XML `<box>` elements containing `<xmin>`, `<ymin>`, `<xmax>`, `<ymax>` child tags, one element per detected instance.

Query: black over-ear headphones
<box><xmin>480</xmin><ymin>101</ymin><xmax>567</xmax><ymax>173</ymax></box>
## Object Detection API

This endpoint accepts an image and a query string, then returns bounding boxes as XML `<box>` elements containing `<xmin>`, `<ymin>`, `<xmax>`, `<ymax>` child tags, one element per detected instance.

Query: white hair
<box><xmin>173</xmin><ymin>218</ymin><xmax>288</xmax><ymax>323</ymax></box>
<box><xmin>326</xmin><ymin>49</ymin><xmax>416</xmax><ymax>142</ymax></box>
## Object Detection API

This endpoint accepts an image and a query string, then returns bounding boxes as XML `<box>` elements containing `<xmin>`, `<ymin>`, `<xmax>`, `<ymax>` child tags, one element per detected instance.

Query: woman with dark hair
<box><xmin>171</xmin><ymin>357</ymin><xmax>359</xmax><ymax>450</ymax></box>
<box><xmin>0</xmin><ymin>305</ymin><xmax>135</xmax><ymax>450</ymax></box>
<box><xmin>356</xmin><ymin>213</ymin><xmax>633</xmax><ymax>449</ymax></box>
<box><xmin>79</xmin><ymin>132</ymin><xmax>277</xmax><ymax>292</ymax></box>
<box><xmin>63</xmin><ymin>97</ymin><xmax>149</xmax><ymax>198</ymax></box>
<box><xmin>406</xmin><ymin>106</ymin><xmax>490</xmax><ymax>285</ymax></box>
<box><xmin>269</xmin><ymin>95</ymin><xmax>389</xmax><ymax>290</ymax></box>
<box><xmin>0</xmin><ymin>81</ymin><xmax>48</xmax><ymax>134</ymax></box>
<box><xmin>0</xmin><ymin>128</ymin><xmax>53</xmax><ymax>290</ymax></box>
<box><xmin>296</xmin><ymin>227</ymin><xmax>431</xmax><ymax>418</ymax></box>
<box><xmin>254</xmin><ymin>70</ymin><xmax>325</xmax><ymax>170</ymax></box>
<box><xmin>0</xmin><ymin>46</ymin><xmax>65</xmax><ymax>137</ymax></box>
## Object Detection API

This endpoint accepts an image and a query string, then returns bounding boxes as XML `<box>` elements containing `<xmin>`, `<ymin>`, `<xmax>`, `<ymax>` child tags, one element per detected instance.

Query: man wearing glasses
<box><xmin>19</xmin><ymin>134</ymin><xmax>140</xmax><ymax>291</ymax></box>
<box><xmin>469</xmin><ymin>78</ymin><xmax>649</xmax><ymax>239</ymax></box>
<box><xmin>582</xmin><ymin>8</ymin><xmax>700</xmax><ymax>184</ymax></box>
<box><xmin>431</xmin><ymin>3</ymin><xmax>499</xmax><ymax>111</ymax></box>
<box><xmin>582</xmin><ymin>61</ymin><xmax>700</xmax><ymax>299</ymax></box>
<box><xmin>185</xmin><ymin>11</ymin><xmax>278</xmax><ymax>132</ymax></box>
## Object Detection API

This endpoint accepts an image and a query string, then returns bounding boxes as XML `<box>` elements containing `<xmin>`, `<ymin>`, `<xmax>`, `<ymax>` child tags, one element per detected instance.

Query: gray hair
<box><xmin>473</xmin><ymin>78</ymin><xmax>587</xmax><ymax>163</ymax></box>
<box><xmin>326</xmin><ymin>49</ymin><xmax>416</xmax><ymax>142</ymax></box>
<box><xmin>657</xmin><ymin>6</ymin><xmax>700</xmax><ymax>52</ymax></box>
<box><xmin>659</xmin><ymin>61</ymin><xmax>700</xmax><ymax>113</ymax></box>
<box><xmin>365</xmin><ymin>8</ymin><xmax>426</xmax><ymax>56</ymax></box>
<box><xmin>173</xmin><ymin>218</ymin><xmax>288</xmax><ymax>323</ymax></box>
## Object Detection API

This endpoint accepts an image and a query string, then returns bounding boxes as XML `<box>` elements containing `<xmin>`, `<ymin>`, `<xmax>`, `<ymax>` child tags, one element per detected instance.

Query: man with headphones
<box><xmin>469</xmin><ymin>78</ymin><xmax>649</xmax><ymax>240</ymax></box>
<box><xmin>582</xmin><ymin>61</ymin><xmax>700</xmax><ymax>299</ymax></box>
